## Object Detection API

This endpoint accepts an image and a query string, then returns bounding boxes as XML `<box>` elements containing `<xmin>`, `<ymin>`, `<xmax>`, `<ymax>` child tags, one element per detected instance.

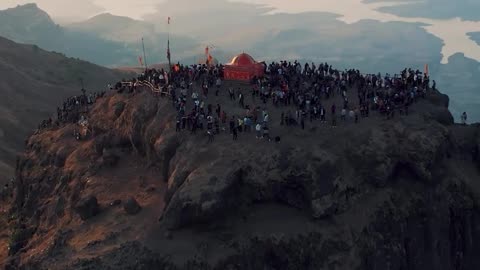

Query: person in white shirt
<box><xmin>256</xmin><ymin>123</ymin><xmax>262</xmax><ymax>139</ymax></box>
<box><xmin>349</xmin><ymin>109</ymin><xmax>355</xmax><ymax>121</ymax></box>
<box><xmin>461</xmin><ymin>112</ymin><xmax>467</xmax><ymax>125</ymax></box>
<box><xmin>341</xmin><ymin>108</ymin><xmax>347</xmax><ymax>121</ymax></box>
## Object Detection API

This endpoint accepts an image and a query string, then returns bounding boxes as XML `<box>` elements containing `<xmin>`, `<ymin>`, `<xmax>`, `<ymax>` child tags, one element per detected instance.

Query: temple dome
<box><xmin>229</xmin><ymin>53</ymin><xmax>257</xmax><ymax>66</ymax></box>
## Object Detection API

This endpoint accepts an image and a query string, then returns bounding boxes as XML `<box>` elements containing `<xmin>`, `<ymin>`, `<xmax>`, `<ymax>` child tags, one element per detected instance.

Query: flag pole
<box><xmin>167</xmin><ymin>17</ymin><xmax>172</xmax><ymax>73</ymax></box>
<box><xmin>142</xmin><ymin>37</ymin><xmax>148</xmax><ymax>71</ymax></box>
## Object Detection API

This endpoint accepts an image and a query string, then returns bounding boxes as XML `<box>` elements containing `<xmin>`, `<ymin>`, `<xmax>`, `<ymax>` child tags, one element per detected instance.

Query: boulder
<box><xmin>145</xmin><ymin>186</ymin><xmax>156</xmax><ymax>193</ymax></box>
<box><xmin>123</xmin><ymin>197</ymin><xmax>141</xmax><ymax>215</ymax></box>
<box><xmin>54</xmin><ymin>150</ymin><xmax>67</xmax><ymax>167</ymax></box>
<box><xmin>114</xmin><ymin>101</ymin><xmax>126</xmax><ymax>118</ymax></box>
<box><xmin>311</xmin><ymin>195</ymin><xmax>338</xmax><ymax>219</ymax></box>
<box><xmin>75</xmin><ymin>195</ymin><xmax>100</xmax><ymax>221</ymax></box>
<box><xmin>110</xmin><ymin>199</ymin><xmax>122</xmax><ymax>207</ymax></box>
<box><xmin>161</xmin><ymin>166</ymin><xmax>247</xmax><ymax>229</ymax></box>
<box><xmin>102</xmin><ymin>148</ymin><xmax>119</xmax><ymax>167</ymax></box>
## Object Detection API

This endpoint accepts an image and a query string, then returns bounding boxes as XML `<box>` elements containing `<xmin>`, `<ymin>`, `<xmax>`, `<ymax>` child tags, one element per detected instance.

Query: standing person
<box><xmin>244</xmin><ymin>117</ymin><xmax>251</xmax><ymax>132</ymax></box>
<box><xmin>208</xmin><ymin>129</ymin><xmax>214</xmax><ymax>143</ymax></box>
<box><xmin>239</xmin><ymin>92</ymin><xmax>245</xmax><ymax>108</ymax></box>
<box><xmin>232</xmin><ymin>126</ymin><xmax>238</xmax><ymax>140</ymax></box>
<box><xmin>263</xmin><ymin>113</ymin><xmax>269</xmax><ymax>127</ymax></box>
<box><xmin>238</xmin><ymin>117</ymin><xmax>244</xmax><ymax>133</ymax></box>
<box><xmin>320</xmin><ymin>106</ymin><xmax>326</xmax><ymax>123</ymax></box>
<box><xmin>176</xmin><ymin>117</ymin><xmax>181</xmax><ymax>132</ymax></box>
<box><xmin>461</xmin><ymin>112</ymin><xmax>468</xmax><ymax>125</ymax></box>
<box><xmin>215</xmin><ymin>77</ymin><xmax>222</xmax><ymax>96</ymax></box>
<box><xmin>263</xmin><ymin>125</ymin><xmax>271</xmax><ymax>141</ymax></box>
<box><xmin>331</xmin><ymin>104</ymin><xmax>337</xmax><ymax>127</ymax></box>
<box><xmin>341</xmin><ymin>108</ymin><xmax>347</xmax><ymax>121</ymax></box>
<box><xmin>191</xmin><ymin>117</ymin><xmax>197</xmax><ymax>134</ymax></box>
<box><xmin>256</xmin><ymin>123</ymin><xmax>262</xmax><ymax>139</ymax></box>
<box><xmin>229</xmin><ymin>116</ymin><xmax>235</xmax><ymax>134</ymax></box>
<box><xmin>215</xmin><ymin>118</ymin><xmax>220</xmax><ymax>134</ymax></box>
<box><xmin>216</xmin><ymin>104</ymin><xmax>221</xmax><ymax>118</ymax></box>
<box><xmin>221</xmin><ymin>110</ymin><xmax>227</xmax><ymax>124</ymax></box>
<box><xmin>349</xmin><ymin>109</ymin><xmax>355</xmax><ymax>122</ymax></box>
<box><xmin>354</xmin><ymin>107</ymin><xmax>360</xmax><ymax>123</ymax></box>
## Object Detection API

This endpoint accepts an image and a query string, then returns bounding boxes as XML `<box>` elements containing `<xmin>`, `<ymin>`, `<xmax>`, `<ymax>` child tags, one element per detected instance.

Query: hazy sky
<box><xmin>1</xmin><ymin>0</ymin><xmax>480</xmax><ymax>63</ymax></box>
<box><xmin>0</xmin><ymin>0</ymin><xmax>402</xmax><ymax>21</ymax></box>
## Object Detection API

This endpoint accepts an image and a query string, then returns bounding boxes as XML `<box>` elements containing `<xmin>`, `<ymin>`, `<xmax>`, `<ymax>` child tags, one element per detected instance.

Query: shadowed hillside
<box><xmin>0</xmin><ymin>36</ymin><xmax>130</xmax><ymax>184</ymax></box>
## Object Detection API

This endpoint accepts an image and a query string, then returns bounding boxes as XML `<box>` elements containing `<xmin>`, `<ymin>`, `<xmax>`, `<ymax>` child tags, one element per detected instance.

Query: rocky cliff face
<box><xmin>1</xmin><ymin>86</ymin><xmax>479</xmax><ymax>270</ymax></box>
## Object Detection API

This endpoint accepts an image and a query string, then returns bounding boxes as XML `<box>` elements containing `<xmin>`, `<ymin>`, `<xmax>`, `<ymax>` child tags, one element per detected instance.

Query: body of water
<box><xmin>245</xmin><ymin>0</ymin><xmax>480</xmax><ymax>64</ymax></box>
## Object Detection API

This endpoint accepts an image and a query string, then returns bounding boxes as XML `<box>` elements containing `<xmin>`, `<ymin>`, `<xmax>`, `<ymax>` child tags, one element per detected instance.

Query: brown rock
<box><xmin>123</xmin><ymin>197</ymin><xmax>141</xmax><ymax>215</ymax></box>
<box><xmin>75</xmin><ymin>195</ymin><xmax>100</xmax><ymax>221</ymax></box>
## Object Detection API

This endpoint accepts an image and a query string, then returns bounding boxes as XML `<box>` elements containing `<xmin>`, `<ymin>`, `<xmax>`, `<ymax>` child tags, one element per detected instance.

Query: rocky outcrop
<box><xmin>161</xmin><ymin>164</ymin><xmax>248</xmax><ymax>228</ymax></box>
<box><xmin>69</xmin><ymin>242</ymin><xmax>174</xmax><ymax>270</ymax></box>
<box><xmin>75</xmin><ymin>195</ymin><xmax>100</xmax><ymax>221</ymax></box>
<box><xmin>3</xmin><ymin>89</ymin><xmax>480</xmax><ymax>270</ymax></box>
<box><xmin>358</xmin><ymin>183</ymin><xmax>480</xmax><ymax>270</ymax></box>
<box><xmin>123</xmin><ymin>197</ymin><xmax>141</xmax><ymax>215</ymax></box>
<box><xmin>114</xmin><ymin>101</ymin><xmax>126</xmax><ymax>118</ymax></box>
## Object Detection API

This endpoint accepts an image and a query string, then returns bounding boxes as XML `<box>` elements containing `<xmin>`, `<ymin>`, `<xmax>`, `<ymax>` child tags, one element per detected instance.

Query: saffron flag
<box><xmin>208</xmin><ymin>54</ymin><xmax>213</xmax><ymax>65</ymax></box>
<box><xmin>424</xmin><ymin>64</ymin><xmax>429</xmax><ymax>76</ymax></box>
<box><xmin>138</xmin><ymin>56</ymin><xmax>143</xmax><ymax>66</ymax></box>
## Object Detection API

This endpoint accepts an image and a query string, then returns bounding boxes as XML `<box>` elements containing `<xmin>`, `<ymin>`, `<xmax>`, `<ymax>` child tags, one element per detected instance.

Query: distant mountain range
<box><xmin>365</xmin><ymin>0</ymin><xmax>480</xmax><ymax>21</ymax></box>
<box><xmin>0</xmin><ymin>4</ymin><xmax>200</xmax><ymax>67</ymax></box>
<box><xmin>0</xmin><ymin>36</ymin><xmax>129</xmax><ymax>183</ymax></box>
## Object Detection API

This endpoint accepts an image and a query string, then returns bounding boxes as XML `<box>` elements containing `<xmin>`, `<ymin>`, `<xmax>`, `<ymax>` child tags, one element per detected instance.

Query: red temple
<box><xmin>224</xmin><ymin>53</ymin><xmax>265</xmax><ymax>81</ymax></box>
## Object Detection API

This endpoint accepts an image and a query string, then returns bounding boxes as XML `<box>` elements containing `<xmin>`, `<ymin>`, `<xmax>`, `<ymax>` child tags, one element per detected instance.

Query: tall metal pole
<box><xmin>142</xmin><ymin>37</ymin><xmax>148</xmax><ymax>71</ymax></box>
<box><xmin>167</xmin><ymin>18</ymin><xmax>172</xmax><ymax>73</ymax></box>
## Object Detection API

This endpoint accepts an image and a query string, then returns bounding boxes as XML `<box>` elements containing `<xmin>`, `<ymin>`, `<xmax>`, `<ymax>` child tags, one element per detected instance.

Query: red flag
<box><xmin>138</xmin><ymin>56</ymin><xmax>143</xmax><ymax>66</ymax></box>
<box><xmin>208</xmin><ymin>54</ymin><xmax>213</xmax><ymax>64</ymax></box>
<box><xmin>424</xmin><ymin>64</ymin><xmax>429</xmax><ymax>76</ymax></box>
<box><xmin>205</xmin><ymin>46</ymin><xmax>209</xmax><ymax>56</ymax></box>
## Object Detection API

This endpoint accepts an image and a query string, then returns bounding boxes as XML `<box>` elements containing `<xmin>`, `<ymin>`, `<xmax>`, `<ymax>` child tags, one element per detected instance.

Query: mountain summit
<box><xmin>1</xmin><ymin>63</ymin><xmax>479</xmax><ymax>269</ymax></box>
<box><xmin>0</xmin><ymin>3</ymin><xmax>58</xmax><ymax>44</ymax></box>
<box><xmin>68</xmin><ymin>13</ymin><xmax>155</xmax><ymax>43</ymax></box>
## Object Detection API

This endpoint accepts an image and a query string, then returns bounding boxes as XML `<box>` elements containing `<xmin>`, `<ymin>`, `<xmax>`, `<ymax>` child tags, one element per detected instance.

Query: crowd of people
<box><xmin>127</xmin><ymin>61</ymin><xmax>435</xmax><ymax>143</ymax></box>
<box><xmin>36</xmin><ymin>90</ymin><xmax>106</xmax><ymax>140</ymax></box>
<box><xmin>33</xmin><ymin>60</ymin><xmax>461</xmax><ymax>146</ymax></box>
